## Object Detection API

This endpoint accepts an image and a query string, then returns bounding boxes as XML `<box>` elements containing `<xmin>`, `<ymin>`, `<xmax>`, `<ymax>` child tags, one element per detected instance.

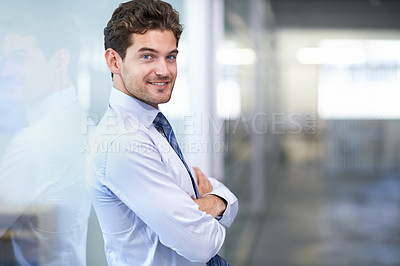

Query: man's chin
<box><xmin>156</xmin><ymin>92</ymin><xmax>173</xmax><ymax>104</ymax></box>
<box><xmin>156</xmin><ymin>96</ymin><xmax>172</xmax><ymax>105</ymax></box>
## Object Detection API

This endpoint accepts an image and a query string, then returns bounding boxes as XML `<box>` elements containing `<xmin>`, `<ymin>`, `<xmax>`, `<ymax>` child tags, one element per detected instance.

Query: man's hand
<box><xmin>193</xmin><ymin>195</ymin><xmax>227</xmax><ymax>218</ymax></box>
<box><xmin>192</xmin><ymin>167</ymin><xmax>227</xmax><ymax>218</ymax></box>
<box><xmin>193</xmin><ymin>166</ymin><xmax>212</xmax><ymax>197</ymax></box>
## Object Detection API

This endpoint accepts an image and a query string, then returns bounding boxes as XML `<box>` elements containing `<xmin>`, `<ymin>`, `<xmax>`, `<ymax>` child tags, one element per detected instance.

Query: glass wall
<box><xmin>1</xmin><ymin>0</ymin><xmax>400</xmax><ymax>265</ymax></box>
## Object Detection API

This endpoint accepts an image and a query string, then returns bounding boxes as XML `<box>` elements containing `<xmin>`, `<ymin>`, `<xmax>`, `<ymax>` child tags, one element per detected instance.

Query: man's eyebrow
<box><xmin>137</xmin><ymin>47</ymin><xmax>158</xmax><ymax>53</ymax></box>
<box><xmin>136</xmin><ymin>47</ymin><xmax>179</xmax><ymax>54</ymax></box>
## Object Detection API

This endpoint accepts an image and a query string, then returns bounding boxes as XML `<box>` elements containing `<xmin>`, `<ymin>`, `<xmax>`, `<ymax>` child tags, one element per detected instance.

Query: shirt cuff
<box><xmin>204</xmin><ymin>178</ymin><xmax>238</xmax><ymax>227</ymax></box>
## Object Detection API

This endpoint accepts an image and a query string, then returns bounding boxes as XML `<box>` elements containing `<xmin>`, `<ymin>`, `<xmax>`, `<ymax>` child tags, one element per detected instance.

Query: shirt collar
<box><xmin>109</xmin><ymin>87</ymin><xmax>160</xmax><ymax>128</ymax></box>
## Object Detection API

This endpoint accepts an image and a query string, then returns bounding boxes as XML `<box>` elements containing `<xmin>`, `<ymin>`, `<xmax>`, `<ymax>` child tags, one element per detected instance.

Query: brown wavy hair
<box><xmin>104</xmin><ymin>0</ymin><xmax>183</xmax><ymax>61</ymax></box>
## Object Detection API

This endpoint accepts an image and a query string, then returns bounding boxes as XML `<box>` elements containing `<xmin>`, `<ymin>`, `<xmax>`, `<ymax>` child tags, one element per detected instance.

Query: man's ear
<box><xmin>53</xmin><ymin>49</ymin><xmax>70</xmax><ymax>73</ymax></box>
<box><xmin>105</xmin><ymin>48</ymin><xmax>122</xmax><ymax>75</ymax></box>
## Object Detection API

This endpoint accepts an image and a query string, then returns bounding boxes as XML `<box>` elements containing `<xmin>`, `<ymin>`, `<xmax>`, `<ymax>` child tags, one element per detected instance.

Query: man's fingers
<box><xmin>192</xmin><ymin>166</ymin><xmax>213</xmax><ymax>197</ymax></box>
<box><xmin>193</xmin><ymin>166</ymin><xmax>200</xmax><ymax>183</ymax></box>
<box><xmin>194</xmin><ymin>166</ymin><xmax>206</xmax><ymax>185</ymax></box>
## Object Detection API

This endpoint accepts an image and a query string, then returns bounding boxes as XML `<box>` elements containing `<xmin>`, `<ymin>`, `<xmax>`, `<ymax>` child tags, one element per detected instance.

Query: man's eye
<box><xmin>166</xmin><ymin>55</ymin><xmax>176</xmax><ymax>60</ymax></box>
<box><xmin>142</xmin><ymin>54</ymin><xmax>152</xmax><ymax>60</ymax></box>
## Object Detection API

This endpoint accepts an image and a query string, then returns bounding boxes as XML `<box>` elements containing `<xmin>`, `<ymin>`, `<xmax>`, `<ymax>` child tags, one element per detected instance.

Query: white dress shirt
<box><xmin>0</xmin><ymin>87</ymin><xmax>91</xmax><ymax>265</ymax></box>
<box><xmin>86</xmin><ymin>88</ymin><xmax>238</xmax><ymax>265</ymax></box>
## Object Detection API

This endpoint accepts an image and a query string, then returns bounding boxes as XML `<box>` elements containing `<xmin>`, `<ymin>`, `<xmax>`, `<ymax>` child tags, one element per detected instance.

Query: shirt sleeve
<box><xmin>204</xmin><ymin>177</ymin><xmax>239</xmax><ymax>228</ymax></box>
<box><xmin>101</xmin><ymin>133</ymin><xmax>226</xmax><ymax>263</ymax></box>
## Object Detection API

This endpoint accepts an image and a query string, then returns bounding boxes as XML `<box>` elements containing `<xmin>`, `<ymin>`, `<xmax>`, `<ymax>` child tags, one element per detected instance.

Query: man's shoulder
<box><xmin>88</xmin><ymin>105</ymin><xmax>153</xmax><ymax>151</ymax></box>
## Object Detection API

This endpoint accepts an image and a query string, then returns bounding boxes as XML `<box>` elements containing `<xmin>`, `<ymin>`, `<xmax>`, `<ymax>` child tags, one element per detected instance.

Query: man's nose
<box><xmin>154</xmin><ymin>58</ymin><xmax>169</xmax><ymax>76</ymax></box>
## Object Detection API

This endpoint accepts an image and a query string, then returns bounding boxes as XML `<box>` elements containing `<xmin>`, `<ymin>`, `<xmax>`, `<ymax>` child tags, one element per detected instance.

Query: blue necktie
<box><xmin>153</xmin><ymin>112</ymin><xmax>229</xmax><ymax>266</ymax></box>
<box><xmin>153</xmin><ymin>112</ymin><xmax>199</xmax><ymax>199</ymax></box>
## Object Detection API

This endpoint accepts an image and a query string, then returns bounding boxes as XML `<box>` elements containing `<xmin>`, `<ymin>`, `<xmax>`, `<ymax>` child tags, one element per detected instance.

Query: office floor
<box><xmin>225</xmin><ymin>166</ymin><xmax>400</xmax><ymax>266</ymax></box>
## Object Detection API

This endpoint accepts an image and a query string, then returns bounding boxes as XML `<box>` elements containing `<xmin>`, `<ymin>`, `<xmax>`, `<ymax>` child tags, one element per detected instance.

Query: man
<box><xmin>0</xmin><ymin>3</ymin><xmax>91</xmax><ymax>265</ymax></box>
<box><xmin>86</xmin><ymin>0</ymin><xmax>238</xmax><ymax>265</ymax></box>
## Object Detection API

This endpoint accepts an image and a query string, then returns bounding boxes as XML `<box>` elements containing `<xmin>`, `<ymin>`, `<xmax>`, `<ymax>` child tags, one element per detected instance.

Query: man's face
<box><xmin>118</xmin><ymin>29</ymin><xmax>178</xmax><ymax>108</ymax></box>
<box><xmin>1</xmin><ymin>33</ymin><xmax>54</xmax><ymax>105</ymax></box>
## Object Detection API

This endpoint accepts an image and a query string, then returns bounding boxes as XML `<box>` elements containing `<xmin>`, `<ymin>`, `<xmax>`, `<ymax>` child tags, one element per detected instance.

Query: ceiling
<box><xmin>269</xmin><ymin>0</ymin><xmax>400</xmax><ymax>29</ymax></box>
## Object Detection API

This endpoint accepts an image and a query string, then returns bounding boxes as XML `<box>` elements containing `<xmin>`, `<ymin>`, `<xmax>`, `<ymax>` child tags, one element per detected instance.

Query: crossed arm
<box><xmin>192</xmin><ymin>166</ymin><xmax>227</xmax><ymax>218</ymax></box>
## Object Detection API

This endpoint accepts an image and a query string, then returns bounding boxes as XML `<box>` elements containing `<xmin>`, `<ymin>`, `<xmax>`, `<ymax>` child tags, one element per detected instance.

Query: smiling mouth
<box><xmin>149</xmin><ymin>82</ymin><xmax>168</xmax><ymax>86</ymax></box>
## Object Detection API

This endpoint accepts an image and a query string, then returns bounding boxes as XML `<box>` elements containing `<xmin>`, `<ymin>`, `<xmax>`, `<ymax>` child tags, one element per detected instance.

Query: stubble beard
<box><xmin>125</xmin><ymin>78</ymin><xmax>175</xmax><ymax>107</ymax></box>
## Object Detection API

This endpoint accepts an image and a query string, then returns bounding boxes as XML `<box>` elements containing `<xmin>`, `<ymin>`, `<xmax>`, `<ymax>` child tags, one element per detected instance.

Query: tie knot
<box><xmin>153</xmin><ymin>112</ymin><xmax>170</xmax><ymax>129</ymax></box>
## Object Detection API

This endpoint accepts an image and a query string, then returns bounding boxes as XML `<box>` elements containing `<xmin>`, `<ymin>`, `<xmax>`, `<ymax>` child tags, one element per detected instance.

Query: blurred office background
<box><xmin>1</xmin><ymin>0</ymin><xmax>400</xmax><ymax>265</ymax></box>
